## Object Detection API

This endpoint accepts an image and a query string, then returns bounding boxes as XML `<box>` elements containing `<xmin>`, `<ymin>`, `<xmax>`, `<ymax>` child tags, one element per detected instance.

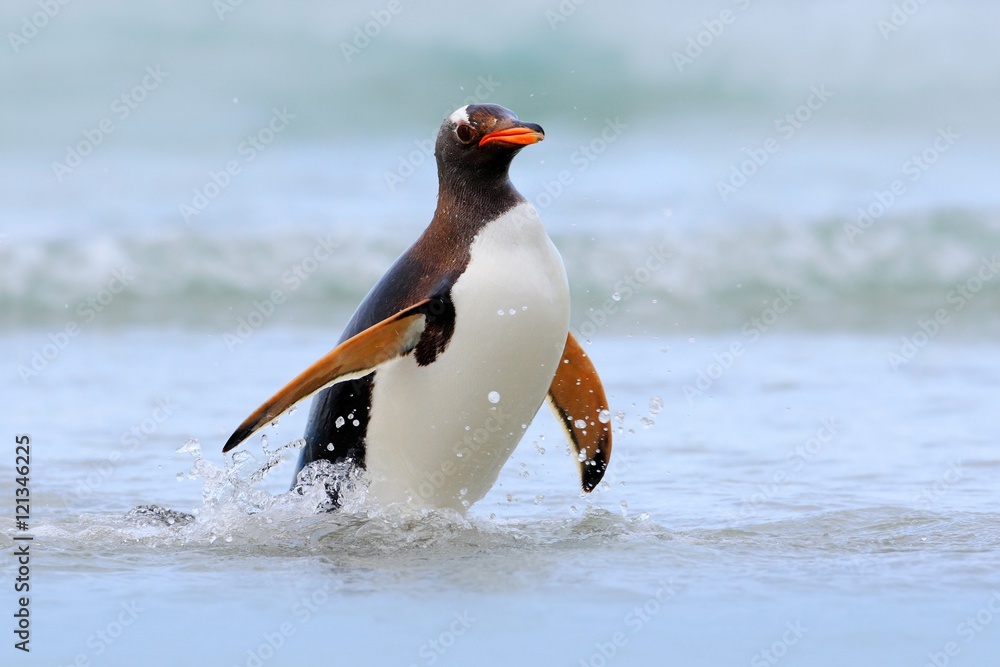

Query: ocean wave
<box><xmin>3</xmin><ymin>209</ymin><xmax>999</xmax><ymax>336</ymax></box>
<box><xmin>2</xmin><ymin>0</ymin><xmax>998</xmax><ymax>153</ymax></box>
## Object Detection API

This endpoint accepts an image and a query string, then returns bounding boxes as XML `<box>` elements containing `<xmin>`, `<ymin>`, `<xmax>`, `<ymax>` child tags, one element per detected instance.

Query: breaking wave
<box><xmin>3</xmin><ymin>209</ymin><xmax>999</xmax><ymax>336</ymax></box>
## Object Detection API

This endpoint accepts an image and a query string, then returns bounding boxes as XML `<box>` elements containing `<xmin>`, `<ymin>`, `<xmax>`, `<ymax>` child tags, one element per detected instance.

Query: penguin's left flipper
<box><xmin>546</xmin><ymin>333</ymin><xmax>613</xmax><ymax>492</ymax></box>
<box><xmin>223</xmin><ymin>297</ymin><xmax>444</xmax><ymax>454</ymax></box>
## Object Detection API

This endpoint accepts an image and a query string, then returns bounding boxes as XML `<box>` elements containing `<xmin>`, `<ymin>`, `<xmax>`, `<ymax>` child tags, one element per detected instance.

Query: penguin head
<box><xmin>435</xmin><ymin>104</ymin><xmax>544</xmax><ymax>184</ymax></box>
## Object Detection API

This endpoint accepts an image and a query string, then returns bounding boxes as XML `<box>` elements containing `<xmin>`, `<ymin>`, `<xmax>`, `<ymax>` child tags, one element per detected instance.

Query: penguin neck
<box><xmin>430</xmin><ymin>167</ymin><xmax>525</xmax><ymax>239</ymax></box>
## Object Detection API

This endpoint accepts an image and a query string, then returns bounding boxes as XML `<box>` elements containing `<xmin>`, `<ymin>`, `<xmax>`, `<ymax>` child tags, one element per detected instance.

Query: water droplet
<box><xmin>497</xmin><ymin>309</ymin><xmax>505</xmax><ymax>316</ymax></box>
<box><xmin>175</xmin><ymin>472</ymin><xmax>184</xmax><ymax>481</ymax></box>
<box><xmin>639</xmin><ymin>417</ymin><xmax>655</xmax><ymax>429</ymax></box>
<box><xmin>326</xmin><ymin>443</ymin><xmax>334</xmax><ymax>451</ymax></box>
<box><xmin>648</xmin><ymin>396</ymin><xmax>663</xmax><ymax>415</ymax></box>
<box><xmin>225</xmin><ymin>535</ymin><xmax>233</xmax><ymax>543</ymax></box>
<box><xmin>620</xmin><ymin>500</ymin><xmax>628</xmax><ymax>517</ymax></box>
<box><xmin>611</xmin><ymin>292</ymin><xmax>621</xmax><ymax>301</ymax></box>
<box><xmin>534</xmin><ymin>494</ymin><xmax>544</xmax><ymax>505</ymax></box>
<box><xmin>534</xmin><ymin>441</ymin><xmax>546</xmax><ymax>455</ymax></box>
<box><xmin>574</xmin><ymin>419</ymin><xmax>587</xmax><ymax>429</ymax></box>
<box><xmin>260</xmin><ymin>434</ymin><xmax>268</xmax><ymax>448</ymax></box>
<box><xmin>459</xmin><ymin>487</ymin><xmax>468</xmax><ymax>496</ymax></box>
<box><xmin>508</xmin><ymin>308</ymin><xmax>516</xmax><ymax>315</ymax></box>
<box><xmin>577</xmin><ymin>450</ymin><xmax>587</xmax><ymax>462</ymax></box>
<box><xmin>352</xmin><ymin>419</ymin><xmax>360</xmax><ymax>427</ymax></box>
<box><xmin>506</xmin><ymin>493</ymin><xmax>513</xmax><ymax>502</ymax></box>
<box><xmin>488</xmin><ymin>391</ymin><xmax>501</xmax><ymax>404</ymax></box>
<box><xmin>521</xmin><ymin>305</ymin><xmax>528</xmax><ymax>311</ymax></box>
<box><xmin>288</xmin><ymin>405</ymin><xmax>297</xmax><ymax>415</ymax></box>
<box><xmin>598</xmin><ymin>409</ymin><xmax>611</xmax><ymax>424</ymax></box>
<box><xmin>176</xmin><ymin>439</ymin><xmax>202</xmax><ymax>456</ymax></box>
<box><xmin>335</xmin><ymin>416</ymin><xmax>345</xmax><ymax>429</ymax></box>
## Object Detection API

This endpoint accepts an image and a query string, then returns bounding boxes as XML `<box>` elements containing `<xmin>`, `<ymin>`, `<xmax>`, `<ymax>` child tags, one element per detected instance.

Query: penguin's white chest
<box><xmin>365</xmin><ymin>203</ymin><xmax>570</xmax><ymax>510</ymax></box>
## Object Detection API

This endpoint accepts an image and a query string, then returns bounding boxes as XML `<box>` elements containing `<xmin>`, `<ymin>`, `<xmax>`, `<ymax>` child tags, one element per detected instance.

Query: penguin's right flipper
<box><xmin>223</xmin><ymin>297</ymin><xmax>445</xmax><ymax>454</ymax></box>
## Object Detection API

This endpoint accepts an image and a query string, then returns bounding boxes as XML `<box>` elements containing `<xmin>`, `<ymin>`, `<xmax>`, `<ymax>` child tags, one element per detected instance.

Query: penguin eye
<box><xmin>455</xmin><ymin>124</ymin><xmax>475</xmax><ymax>144</ymax></box>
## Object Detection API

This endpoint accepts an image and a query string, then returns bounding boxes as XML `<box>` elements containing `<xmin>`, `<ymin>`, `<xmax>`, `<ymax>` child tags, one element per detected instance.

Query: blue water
<box><xmin>2</xmin><ymin>1</ymin><xmax>1000</xmax><ymax>665</ymax></box>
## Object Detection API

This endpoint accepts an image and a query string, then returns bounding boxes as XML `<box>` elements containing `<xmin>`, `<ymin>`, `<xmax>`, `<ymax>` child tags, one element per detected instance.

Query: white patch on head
<box><xmin>448</xmin><ymin>105</ymin><xmax>470</xmax><ymax>125</ymax></box>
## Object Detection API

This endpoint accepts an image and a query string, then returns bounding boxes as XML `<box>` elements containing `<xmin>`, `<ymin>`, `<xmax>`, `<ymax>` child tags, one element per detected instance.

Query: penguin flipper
<box><xmin>545</xmin><ymin>332</ymin><xmax>613</xmax><ymax>492</ymax></box>
<box><xmin>223</xmin><ymin>298</ymin><xmax>436</xmax><ymax>453</ymax></box>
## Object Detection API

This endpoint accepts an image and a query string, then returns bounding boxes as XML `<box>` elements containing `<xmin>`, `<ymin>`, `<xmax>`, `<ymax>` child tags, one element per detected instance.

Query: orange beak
<box><xmin>479</xmin><ymin>125</ymin><xmax>545</xmax><ymax>148</ymax></box>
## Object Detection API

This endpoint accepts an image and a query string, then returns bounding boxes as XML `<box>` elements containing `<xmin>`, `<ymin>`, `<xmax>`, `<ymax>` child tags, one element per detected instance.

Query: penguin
<box><xmin>223</xmin><ymin>104</ymin><xmax>612</xmax><ymax>512</ymax></box>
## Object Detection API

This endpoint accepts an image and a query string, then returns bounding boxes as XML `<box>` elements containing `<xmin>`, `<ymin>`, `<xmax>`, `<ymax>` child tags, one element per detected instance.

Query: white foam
<box><xmin>448</xmin><ymin>105</ymin><xmax>470</xmax><ymax>124</ymax></box>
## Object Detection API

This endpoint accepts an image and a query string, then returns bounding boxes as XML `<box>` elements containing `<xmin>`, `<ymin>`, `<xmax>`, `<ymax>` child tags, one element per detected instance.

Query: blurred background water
<box><xmin>1</xmin><ymin>1</ymin><xmax>998</xmax><ymax>665</ymax></box>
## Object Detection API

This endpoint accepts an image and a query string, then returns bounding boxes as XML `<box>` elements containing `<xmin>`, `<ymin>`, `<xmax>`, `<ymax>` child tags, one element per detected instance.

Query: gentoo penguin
<box><xmin>224</xmin><ymin>104</ymin><xmax>611</xmax><ymax>511</ymax></box>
